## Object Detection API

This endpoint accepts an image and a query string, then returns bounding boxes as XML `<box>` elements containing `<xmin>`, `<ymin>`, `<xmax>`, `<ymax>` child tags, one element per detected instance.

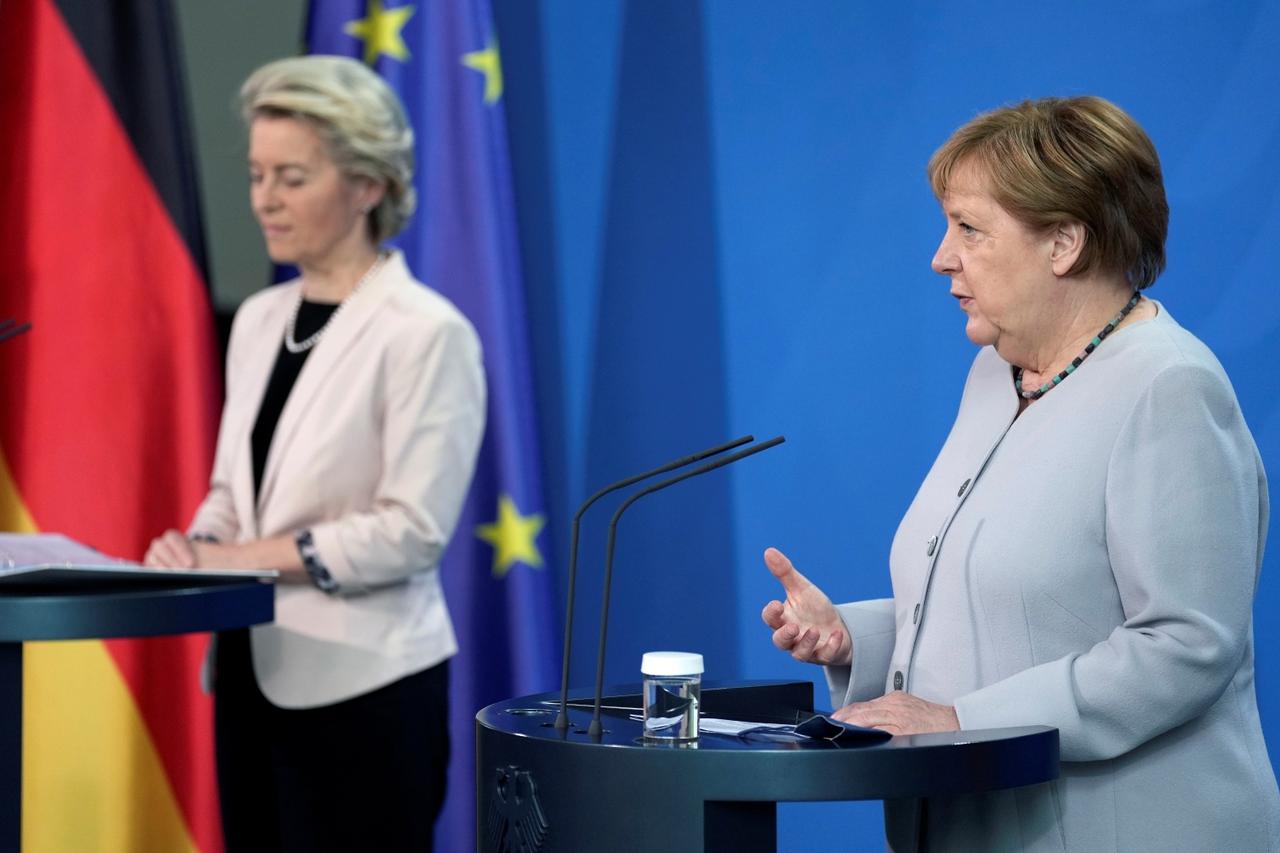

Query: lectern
<box><xmin>0</xmin><ymin>571</ymin><xmax>275</xmax><ymax>849</ymax></box>
<box><xmin>477</xmin><ymin>681</ymin><xmax>1058</xmax><ymax>853</ymax></box>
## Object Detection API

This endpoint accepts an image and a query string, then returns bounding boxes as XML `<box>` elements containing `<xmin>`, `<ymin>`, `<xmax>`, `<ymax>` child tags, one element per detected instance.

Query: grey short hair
<box><xmin>240</xmin><ymin>55</ymin><xmax>416</xmax><ymax>243</ymax></box>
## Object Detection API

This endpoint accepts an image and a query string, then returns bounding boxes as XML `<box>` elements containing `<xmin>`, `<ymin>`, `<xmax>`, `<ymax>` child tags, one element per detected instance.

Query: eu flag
<box><xmin>305</xmin><ymin>2</ymin><xmax>559</xmax><ymax>849</ymax></box>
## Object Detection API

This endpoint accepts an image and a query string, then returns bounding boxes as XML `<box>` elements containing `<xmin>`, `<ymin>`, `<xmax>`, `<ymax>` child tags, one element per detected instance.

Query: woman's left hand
<box><xmin>195</xmin><ymin>535</ymin><xmax>307</xmax><ymax>579</ymax></box>
<box><xmin>188</xmin><ymin>540</ymin><xmax>244</xmax><ymax>570</ymax></box>
<box><xmin>144</xmin><ymin>529</ymin><xmax>199</xmax><ymax>568</ymax></box>
<box><xmin>143</xmin><ymin>530</ymin><xmax>242</xmax><ymax>570</ymax></box>
<box><xmin>833</xmin><ymin>691</ymin><xmax>959</xmax><ymax>736</ymax></box>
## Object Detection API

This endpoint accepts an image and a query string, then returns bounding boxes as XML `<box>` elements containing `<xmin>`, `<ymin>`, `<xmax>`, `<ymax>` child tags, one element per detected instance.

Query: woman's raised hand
<box><xmin>760</xmin><ymin>547</ymin><xmax>851</xmax><ymax>666</ymax></box>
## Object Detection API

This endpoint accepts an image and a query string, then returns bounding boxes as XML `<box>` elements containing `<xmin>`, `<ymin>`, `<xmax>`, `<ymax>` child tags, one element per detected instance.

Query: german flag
<box><xmin>0</xmin><ymin>1</ymin><xmax>223</xmax><ymax>850</ymax></box>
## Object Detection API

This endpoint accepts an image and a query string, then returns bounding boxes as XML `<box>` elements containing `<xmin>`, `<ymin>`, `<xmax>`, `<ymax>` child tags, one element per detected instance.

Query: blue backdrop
<box><xmin>494</xmin><ymin>1</ymin><xmax>1280</xmax><ymax>847</ymax></box>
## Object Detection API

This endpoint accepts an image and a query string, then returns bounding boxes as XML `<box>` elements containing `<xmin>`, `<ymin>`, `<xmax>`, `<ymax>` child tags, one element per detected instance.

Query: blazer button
<box><xmin>893</xmin><ymin>671</ymin><xmax>904</xmax><ymax>690</ymax></box>
<box><xmin>926</xmin><ymin>536</ymin><xmax>938</xmax><ymax>556</ymax></box>
<box><xmin>957</xmin><ymin>478</ymin><xmax>971</xmax><ymax>497</ymax></box>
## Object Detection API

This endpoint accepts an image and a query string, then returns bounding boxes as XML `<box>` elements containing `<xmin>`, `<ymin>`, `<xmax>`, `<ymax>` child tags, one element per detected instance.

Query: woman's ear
<box><xmin>354</xmin><ymin>176</ymin><xmax>387</xmax><ymax>216</ymax></box>
<box><xmin>1049</xmin><ymin>221</ymin><xmax>1086</xmax><ymax>277</ymax></box>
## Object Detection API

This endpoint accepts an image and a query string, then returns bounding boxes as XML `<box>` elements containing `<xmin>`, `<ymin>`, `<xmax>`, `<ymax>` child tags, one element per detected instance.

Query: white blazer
<box><xmin>189</xmin><ymin>251</ymin><xmax>486</xmax><ymax>708</ymax></box>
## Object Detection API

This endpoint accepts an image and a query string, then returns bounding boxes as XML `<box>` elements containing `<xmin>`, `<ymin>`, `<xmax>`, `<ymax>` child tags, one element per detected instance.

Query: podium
<box><xmin>477</xmin><ymin>681</ymin><xmax>1058</xmax><ymax>852</ymax></box>
<box><xmin>0</xmin><ymin>572</ymin><xmax>275</xmax><ymax>848</ymax></box>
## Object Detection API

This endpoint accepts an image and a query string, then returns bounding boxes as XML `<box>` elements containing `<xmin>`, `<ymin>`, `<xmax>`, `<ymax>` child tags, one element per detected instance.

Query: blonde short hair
<box><xmin>240</xmin><ymin>55</ymin><xmax>416</xmax><ymax>242</ymax></box>
<box><xmin>927</xmin><ymin>96</ymin><xmax>1168</xmax><ymax>289</ymax></box>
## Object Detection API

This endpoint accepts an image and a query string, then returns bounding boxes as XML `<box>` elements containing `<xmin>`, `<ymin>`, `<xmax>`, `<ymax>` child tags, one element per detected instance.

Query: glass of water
<box><xmin>641</xmin><ymin>652</ymin><xmax>702</xmax><ymax>741</ymax></box>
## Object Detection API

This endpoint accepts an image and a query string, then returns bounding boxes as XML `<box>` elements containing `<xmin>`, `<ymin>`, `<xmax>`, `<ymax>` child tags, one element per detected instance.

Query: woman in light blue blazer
<box><xmin>762</xmin><ymin>96</ymin><xmax>1280</xmax><ymax>851</ymax></box>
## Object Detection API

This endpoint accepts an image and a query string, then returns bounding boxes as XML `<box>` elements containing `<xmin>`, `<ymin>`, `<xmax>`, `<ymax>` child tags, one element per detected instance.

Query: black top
<box><xmin>251</xmin><ymin>300</ymin><xmax>339</xmax><ymax>501</ymax></box>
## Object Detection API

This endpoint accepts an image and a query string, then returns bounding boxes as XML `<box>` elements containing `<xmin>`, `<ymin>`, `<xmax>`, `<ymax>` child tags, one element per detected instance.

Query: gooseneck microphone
<box><xmin>0</xmin><ymin>319</ymin><xmax>31</xmax><ymax>344</ymax></box>
<box><xmin>554</xmin><ymin>435</ymin><xmax>755</xmax><ymax>730</ymax></box>
<box><xmin>587</xmin><ymin>435</ymin><xmax>786</xmax><ymax>737</ymax></box>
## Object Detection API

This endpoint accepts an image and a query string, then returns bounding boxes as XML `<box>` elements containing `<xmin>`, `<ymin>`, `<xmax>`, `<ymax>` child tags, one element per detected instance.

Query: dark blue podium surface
<box><xmin>477</xmin><ymin>681</ymin><xmax>1058</xmax><ymax>852</ymax></box>
<box><xmin>0</xmin><ymin>574</ymin><xmax>274</xmax><ymax>849</ymax></box>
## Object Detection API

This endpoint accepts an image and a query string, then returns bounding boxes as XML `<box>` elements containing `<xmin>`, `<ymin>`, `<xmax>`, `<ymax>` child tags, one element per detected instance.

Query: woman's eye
<box><xmin>959</xmin><ymin>222</ymin><xmax>977</xmax><ymax>236</ymax></box>
<box><xmin>248</xmin><ymin>172</ymin><xmax>262</xmax><ymax>184</ymax></box>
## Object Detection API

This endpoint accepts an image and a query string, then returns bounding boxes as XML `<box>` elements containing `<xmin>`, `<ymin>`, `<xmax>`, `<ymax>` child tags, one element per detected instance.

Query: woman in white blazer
<box><xmin>761</xmin><ymin>97</ymin><xmax>1280</xmax><ymax>851</ymax></box>
<box><xmin>145</xmin><ymin>56</ymin><xmax>484</xmax><ymax>852</ymax></box>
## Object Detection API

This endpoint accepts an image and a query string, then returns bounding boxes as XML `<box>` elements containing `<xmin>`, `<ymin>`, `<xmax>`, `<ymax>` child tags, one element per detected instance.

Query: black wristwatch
<box><xmin>295</xmin><ymin>528</ymin><xmax>339</xmax><ymax>594</ymax></box>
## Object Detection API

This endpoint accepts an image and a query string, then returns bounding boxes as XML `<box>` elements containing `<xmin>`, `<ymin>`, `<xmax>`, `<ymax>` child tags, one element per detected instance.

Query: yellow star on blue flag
<box><xmin>475</xmin><ymin>494</ymin><xmax>545</xmax><ymax>577</ymax></box>
<box><xmin>343</xmin><ymin>0</ymin><xmax>415</xmax><ymax>66</ymax></box>
<box><xmin>461</xmin><ymin>37</ymin><xmax>503</xmax><ymax>104</ymax></box>
<box><xmin>305</xmin><ymin>1</ymin><xmax>561</xmax><ymax>846</ymax></box>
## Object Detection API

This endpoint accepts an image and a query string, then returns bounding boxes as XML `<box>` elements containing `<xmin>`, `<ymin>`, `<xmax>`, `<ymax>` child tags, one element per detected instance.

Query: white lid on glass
<box><xmin>641</xmin><ymin>651</ymin><xmax>704</xmax><ymax>676</ymax></box>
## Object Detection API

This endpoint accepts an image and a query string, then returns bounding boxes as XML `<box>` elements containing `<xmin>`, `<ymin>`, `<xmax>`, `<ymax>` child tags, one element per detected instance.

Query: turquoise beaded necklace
<box><xmin>1014</xmin><ymin>291</ymin><xmax>1141</xmax><ymax>400</ymax></box>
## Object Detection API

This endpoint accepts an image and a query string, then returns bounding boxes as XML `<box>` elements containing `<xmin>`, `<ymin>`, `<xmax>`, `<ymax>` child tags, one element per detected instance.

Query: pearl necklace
<box><xmin>1014</xmin><ymin>291</ymin><xmax>1140</xmax><ymax>400</ymax></box>
<box><xmin>283</xmin><ymin>253</ymin><xmax>387</xmax><ymax>354</ymax></box>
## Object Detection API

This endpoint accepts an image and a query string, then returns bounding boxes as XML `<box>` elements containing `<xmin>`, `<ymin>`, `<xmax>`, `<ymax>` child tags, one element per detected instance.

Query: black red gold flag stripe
<box><xmin>0</xmin><ymin>0</ymin><xmax>223</xmax><ymax>850</ymax></box>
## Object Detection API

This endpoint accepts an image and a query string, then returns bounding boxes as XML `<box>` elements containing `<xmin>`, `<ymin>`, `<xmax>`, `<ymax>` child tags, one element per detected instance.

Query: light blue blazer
<box><xmin>828</xmin><ymin>303</ymin><xmax>1280</xmax><ymax>851</ymax></box>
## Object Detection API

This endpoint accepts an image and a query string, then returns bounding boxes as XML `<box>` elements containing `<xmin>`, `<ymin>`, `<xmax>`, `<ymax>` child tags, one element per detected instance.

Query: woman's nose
<box><xmin>252</xmin><ymin>181</ymin><xmax>280</xmax><ymax>213</ymax></box>
<box><xmin>931</xmin><ymin>231</ymin><xmax>958</xmax><ymax>276</ymax></box>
